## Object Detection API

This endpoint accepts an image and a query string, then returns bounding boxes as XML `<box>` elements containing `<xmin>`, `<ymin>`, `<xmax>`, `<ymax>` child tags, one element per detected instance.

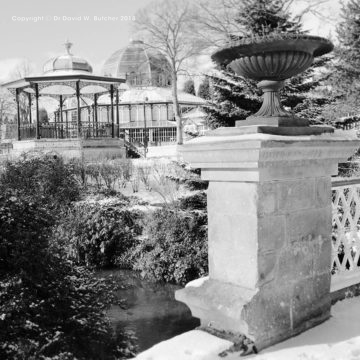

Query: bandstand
<box><xmin>3</xmin><ymin>41</ymin><xmax>126</xmax><ymax>159</ymax></box>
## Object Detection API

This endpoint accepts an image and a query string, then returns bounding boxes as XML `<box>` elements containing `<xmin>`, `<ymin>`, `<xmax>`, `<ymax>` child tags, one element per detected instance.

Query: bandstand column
<box><xmin>76</xmin><ymin>81</ymin><xmax>81</xmax><ymax>138</ymax></box>
<box><xmin>59</xmin><ymin>95</ymin><xmax>63</xmax><ymax>139</ymax></box>
<box><xmin>110</xmin><ymin>84</ymin><xmax>115</xmax><ymax>138</ymax></box>
<box><xmin>116</xmin><ymin>88</ymin><xmax>120</xmax><ymax>137</ymax></box>
<box><xmin>91</xmin><ymin>104</ymin><xmax>95</xmax><ymax>136</ymax></box>
<box><xmin>94</xmin><ymin>94</ymin><xmax>98</xmax><ymax>137</ymax></box>
<box><xmin>35</xmin><ymin>84</ymin><xmax>40</xmax><ymax>139</ymax></box>
<box><xmin>15</xmin><ymin>89</ymin><xmax>21</xmax><ymax>141</ymax></box>
<box><xmin>176</xmin><ymin>129</ymin><xmax>359</xmax><ymax>350</ymax></box>
<box><xmin>65</xmin><ymin>110</ymin><xmax>69</xmax><ymax>138</ymax></box>
<box><xmin>28</xmin><ymin>93</ymin><xmax>32</xmax><ymax>124</ymax></box>
<box><xmin>54</xmin><ymin>111</ymin><xmax>57</xmax><ymax>139</ymax></box>
<box><xmin>88</xmin><ymin>106</ymin><xmax>91</xmax><ymax>137</ymax></box>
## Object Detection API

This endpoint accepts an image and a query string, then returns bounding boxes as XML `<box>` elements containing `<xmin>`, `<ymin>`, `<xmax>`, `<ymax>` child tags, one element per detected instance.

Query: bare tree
<box><xmin>286</xmin><ymin>0</ymin><xmax>338</xmax><ymax>23</ymax></box>
<box><xmin>191</xmin><ymin>0</ymin><xmax>247</xmax><ymax>47</ymax></box>
<box><xmin>133</xmin><ymin>0</ymin><xmax>206</xmax><ymax>145</ymax></box>
<box><xmin>10</xmin><ymin>60</ymin><xmax>34</xmax><ymax>124</ymax></box>
<box><xmin>10</xmin><ymin>60</ymin><xmax>33</xmax><ymax>80</ymax></box>
<box><xmin>0</xmin><ymin>87</ymin><xmax>15</xmax><ymax>124</ymax></box>
<box><xmin>193</xmin><ymin>0</ymin><xmax>336</xmax><ymax>48</ymax></box>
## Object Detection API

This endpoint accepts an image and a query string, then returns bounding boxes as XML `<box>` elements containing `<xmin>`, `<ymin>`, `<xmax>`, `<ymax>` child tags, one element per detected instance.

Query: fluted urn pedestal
<box><xmin>176</xmin><ymin>35</ymin><xmax>360</xmax><ymax>351</ymax></box>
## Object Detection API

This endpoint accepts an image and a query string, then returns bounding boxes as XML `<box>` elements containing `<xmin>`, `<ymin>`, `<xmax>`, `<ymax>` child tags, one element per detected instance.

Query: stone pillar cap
<box><xmin>181</xmin><ymin>129</ymin><xmax>359</xmax><ymax>165</ymax></box>
<box><xmin>180</xmin><ymin>129</ymin><xmax>360</xmax><ymax>181</ymax></box>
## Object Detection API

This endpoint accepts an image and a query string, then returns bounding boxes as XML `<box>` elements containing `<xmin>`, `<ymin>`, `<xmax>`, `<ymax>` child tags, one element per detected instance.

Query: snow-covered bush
<box><xmin>71</xmin><ymin>158</ymin><xmax>134</xmax><ymax>192</ymax></box>
<box><xmin>0</xmin><ymin>192</ymin><xmax>136</xmax><ymax>360</ymax></box>
<box><xmin>177</xmin><ymin>191</ymin><xmax>207</xmax><ymax>211</ymax></box>
<box><xmin>168</xmin><ymin>161</ymin><xmax>208</xmax><ymax>191</ymax></box>
<box><xmin>54</xmin><ymin>199</ymin><xmax>143</xmax><ymax>268</ymax></box>
<box><xmin>0</xmin><ymin>152</ymin><xmax>80</xmax><ymax>210</ymax></box>
<box><xmin>132</xmin><ymin>205</ymin><xmax>208</xmax><ymax>285</ymax></box>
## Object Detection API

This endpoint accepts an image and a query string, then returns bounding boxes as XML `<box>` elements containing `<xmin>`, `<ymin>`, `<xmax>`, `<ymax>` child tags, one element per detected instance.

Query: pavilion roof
<box><xmin>98</xmin><ymin>87</ymin><xmax>206</xmax><ymax>106</ymax></box>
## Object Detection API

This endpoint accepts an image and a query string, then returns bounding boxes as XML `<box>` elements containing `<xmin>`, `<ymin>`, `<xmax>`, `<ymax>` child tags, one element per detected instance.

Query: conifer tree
<box><xmin>198</xmin><ymin>77</ymin><xmax>211</xmax><ymax>100</ymax></box>
<box><xmin>238</xmin><ymin>0</ymin><xmax>303</xmax><ymax>35</ymax></box>
<box><xmin>283</xmin><ymin>53</ymin><xmax>334</xmax><ymax>125</ymax></box>
<box><xmin>205</xmin><ymin>70</ymin><xmax>260</xmax><ymax>128</ymax></box>
<box><xmin>183</xmin><ymin>79</ymin><xmax>196</xmax><ymax>95</ymax></box>
<box><xmin>323</xmin><ymin>0</ymin><xmax>360</xmax><ymax>120</ymax></box>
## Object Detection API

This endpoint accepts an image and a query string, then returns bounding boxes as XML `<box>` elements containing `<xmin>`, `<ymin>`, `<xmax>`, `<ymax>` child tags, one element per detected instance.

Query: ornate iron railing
<box><xmin>18</xmin><ymin>122</ymin><xmax>120</xmax><ymax>140</ymax></box>
<box><xmin>331</xmin><ymin>178</ymin><xmax>360</xmax><ymax>292</ymax></box>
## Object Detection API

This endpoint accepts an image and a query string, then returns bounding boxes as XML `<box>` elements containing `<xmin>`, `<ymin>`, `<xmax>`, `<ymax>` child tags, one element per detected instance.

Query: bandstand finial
<box><xmin>64</xmin><ymin>39</ymin><xmax>73</xmax><ymax>55</ymax></box>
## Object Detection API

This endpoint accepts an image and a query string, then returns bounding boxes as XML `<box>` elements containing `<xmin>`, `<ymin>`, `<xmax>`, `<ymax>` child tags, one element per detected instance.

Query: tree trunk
<box><xmin>171</xmin><ymin>71</ymin><xmax>183</xmax><ymax>145</ymax></box>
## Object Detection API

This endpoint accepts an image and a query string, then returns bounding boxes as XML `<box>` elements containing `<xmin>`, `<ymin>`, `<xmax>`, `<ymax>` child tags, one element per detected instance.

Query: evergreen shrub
<box><xmin>0</xmin><ymin>152</ymin><xmax>80</xmax><ymax>210</ymax></box>
<box><xmin>132</xmin><ymin>206</ymin><xmax>208</xmax><ymax>285</ymax></box>
<box><xmin>54</xmin><ymin>200</ymin><xmax>143</xmax><ymax>268</ymax></box>
<box><xmin>0</xmin><ymin>192</ymin><xmax>136</xmax><ymax>360</ymax></box>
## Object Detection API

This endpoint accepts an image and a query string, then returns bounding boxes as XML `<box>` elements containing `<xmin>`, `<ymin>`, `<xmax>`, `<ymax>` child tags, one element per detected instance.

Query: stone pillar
<box><xmin>176</xmin><ymin>128</ymin><xmax>359</xmax><ymax>350</ymax></box>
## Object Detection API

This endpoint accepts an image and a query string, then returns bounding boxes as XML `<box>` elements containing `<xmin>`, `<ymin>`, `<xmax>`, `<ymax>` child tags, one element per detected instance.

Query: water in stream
<box><xmin>101</xmin><ymin>269</ymin><xmax>200</xmax><ymax>352</ymax></box>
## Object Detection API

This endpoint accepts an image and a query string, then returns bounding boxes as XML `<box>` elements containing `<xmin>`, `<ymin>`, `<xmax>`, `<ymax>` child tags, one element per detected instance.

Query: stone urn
<box><xmin>211</xmin><ymin>34</ymin><xmax>334</xmax><ymax>134</ymax></box>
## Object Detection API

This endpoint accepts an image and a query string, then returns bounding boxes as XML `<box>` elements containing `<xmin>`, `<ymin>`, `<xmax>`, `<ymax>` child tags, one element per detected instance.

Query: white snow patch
<box><xmin>255</xmin><ymin>296</ymin><xmax>360</xmax><ymax>359</ymax></box>
<box><xmin>185</xmin><ymin>276</ymin><xmax>209</xmax><ymax>288</ymax></box>
<box><xmin>135</xmin><ymin>330</ymin><xmax>233</xmax><ymax>360</ymax></box>
<box><xmin>221</xmin><ymin>296</ymin><xmax>360</xmax><ymax>360</ymax></box>
<box><xmin>186</xmin><ymin>129</ymin><xmax>358</xmax><ymax>145</ymax></box>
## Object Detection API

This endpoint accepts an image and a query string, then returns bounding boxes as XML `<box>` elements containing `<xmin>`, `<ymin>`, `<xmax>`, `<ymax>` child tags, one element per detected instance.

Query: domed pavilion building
<box><xmin>103</xmin><ymin>39</ymin><xmax>172</xmax><ymax>88</ymax></box>
<box><xmin>95</xmin><ymin>40</ymin><xmax>206</xmax><ymax>156</ymax></box>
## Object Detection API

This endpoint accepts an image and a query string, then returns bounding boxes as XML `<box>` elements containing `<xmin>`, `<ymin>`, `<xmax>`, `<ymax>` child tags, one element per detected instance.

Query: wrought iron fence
<box><xmin>19</xmin><ymin>124</ymin><xmax>36</xmax><ymax>139</ymax></box>
<box><xmin>331</xmin><ymin>178</ymin><xmax>360</xmax><ymax>292</ymax></box>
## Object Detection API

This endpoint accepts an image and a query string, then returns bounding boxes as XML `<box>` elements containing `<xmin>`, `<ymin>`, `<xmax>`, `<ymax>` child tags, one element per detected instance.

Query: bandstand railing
<box><xmin>331</xmin><ymin>178</ymin><xmax>360</xmax><ymax>292</ymax></box>
<box><xmin>18</xmin><ymin>122</ymin><xmax>120</xmax><ymax>139</ymax></box>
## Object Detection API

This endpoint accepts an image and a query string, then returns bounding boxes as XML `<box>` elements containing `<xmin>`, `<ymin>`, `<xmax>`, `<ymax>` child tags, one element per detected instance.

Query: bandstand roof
<box><xmin>43</xmin><ymin>40</ymin><xmax>93</xmax><ymax>75</ymax></box>
<box><xmin>3</xmin><ymin>73</ymin><xmax>125</xmax><ymax>96</ymax></box>
<box><xmin>2</xmin><ymin>41</ymin><xmax>125</xmax><ymax>98</ymax></box>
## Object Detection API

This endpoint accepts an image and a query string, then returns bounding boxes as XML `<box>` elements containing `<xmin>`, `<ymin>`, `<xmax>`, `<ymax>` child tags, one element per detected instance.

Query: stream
<box><xmin>100</xmin><ymin>269</ymin><xmax>200</xmax><ymax>352</ymax></box>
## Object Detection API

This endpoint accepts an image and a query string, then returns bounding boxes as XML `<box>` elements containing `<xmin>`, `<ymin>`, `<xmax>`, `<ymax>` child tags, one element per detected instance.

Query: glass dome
<box><xmin>102</xmin><ymin>40</ymin><xmax>171</xmax><ymax>87</ymax></box>
<box><xmin>43</xmin><ymin>40</ymin><xmax>93</xmax><ymax>75</ymax></box>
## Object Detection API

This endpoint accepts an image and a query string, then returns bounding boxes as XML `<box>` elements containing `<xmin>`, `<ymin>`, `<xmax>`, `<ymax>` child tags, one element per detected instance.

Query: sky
<box><xmin>0</xmin><ymin>0</ymin><xmax>154</xmax><ymax>79</ymax></box>
<box><xmin>0</xmin><ymin>0</ymin><xmax>344</xmax><ymax>82</ymax></box>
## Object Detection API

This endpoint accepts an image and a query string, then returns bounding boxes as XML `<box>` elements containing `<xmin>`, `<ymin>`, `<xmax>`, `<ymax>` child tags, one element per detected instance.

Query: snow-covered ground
<box><xmin>252</xmin><ymin>296</ymin><xmax>360</xmax><ymax>360</ymax></box>
<box><xmin>136</xmin><ymin>296</ymin><xmax>360</xmax><ymax>360</ymax></box>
